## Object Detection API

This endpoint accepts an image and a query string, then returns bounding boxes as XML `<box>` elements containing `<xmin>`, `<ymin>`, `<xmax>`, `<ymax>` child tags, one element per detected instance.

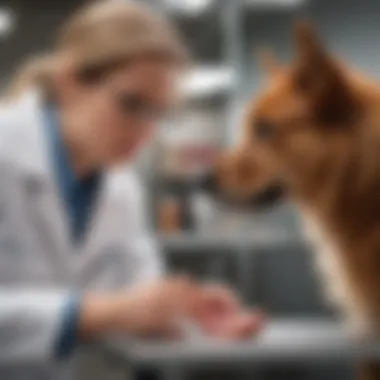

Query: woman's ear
<box><xmin>52</xmin><ymin>54</ymin><xmax>82</xmax><ymax>102</ymax></box>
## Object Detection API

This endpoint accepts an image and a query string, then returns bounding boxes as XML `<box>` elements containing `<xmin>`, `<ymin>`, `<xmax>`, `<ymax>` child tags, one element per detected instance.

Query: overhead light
<box><xmin>181</xmin><ymin>66</ymin><xmax>236</xmax><ymax>99</ymax></box>
<box><xmin>0</xmin><ymin>8</ymin><xmax>15</xmax><ymax>37</ymax></box>
<box><xmin>245</xmin><ymin>0</ymin><xmax>307</xmax><ymax>9</ymax></box>
<box><xmin>164</xmin><ymin>0</ymin><xmax>215</xmax><ymax>16</ymax></box>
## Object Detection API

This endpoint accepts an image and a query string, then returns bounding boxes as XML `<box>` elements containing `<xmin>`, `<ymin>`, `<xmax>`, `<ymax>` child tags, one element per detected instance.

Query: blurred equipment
<box><xmin>0</xmin><ymin>8</ymin><xmax>15</xmax><ymax>38</ymax></box>
<box><xmin>245</xmin><ymin>0</ymin><xmax>307</xmax><ymax>8</ymax></box>
<box><xmin>181</xmin><ymin>65</ymin><xmax>237</xmax><ymax>100</ymax></box>
<box><xmin>154</xmin><ymin>108</ymin><xmax>221</xmax><ymax>234</ymax></box>
<box><xmin>190</xmin><ymin>191</ymin><xmax>215</xmax><ymax>234</ymax></box>
<box><xmin>157</xmin><ymin>195</ymin><xmax>182</xmax><ymax>234</ymax></box>
<box><xmin>159</xmin><ymin>109</ymin><xmax>220</xmax><ymax>179</ymax></box>
<box><xmin>162</xmin><ymin>0</ymin><xmax>216</xmax><ymax>16</ymax></box>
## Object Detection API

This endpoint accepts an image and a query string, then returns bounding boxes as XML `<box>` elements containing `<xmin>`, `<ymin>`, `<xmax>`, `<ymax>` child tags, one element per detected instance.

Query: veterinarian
<box><xmin>0</xmin><ymin>1</ymin><xmax>264</xmax><ymax>380</ymax></box>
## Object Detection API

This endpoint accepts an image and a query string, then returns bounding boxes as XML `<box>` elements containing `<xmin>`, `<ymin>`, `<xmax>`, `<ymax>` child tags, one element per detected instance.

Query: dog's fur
<box><xmin>210</xmin><ymin>22</ymin><xmax>380</xmax><ymax>379</ymax></box>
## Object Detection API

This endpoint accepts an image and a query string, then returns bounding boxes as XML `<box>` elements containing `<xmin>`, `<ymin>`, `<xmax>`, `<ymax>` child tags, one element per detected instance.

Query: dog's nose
<box><xmin>249</xmin><ymin>182</ymin><xmax>285</xmax><ymax>209</ymax></box>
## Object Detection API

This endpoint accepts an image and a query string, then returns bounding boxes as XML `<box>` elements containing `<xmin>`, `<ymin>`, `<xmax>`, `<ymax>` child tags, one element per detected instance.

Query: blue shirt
<box><xmin>43</xmin><ymin>104</ymin><xmax>102</xmax><ymax>359</ymax></box>
<box><xmin>44</xmin><ymin>105</ymin><xmax>102</xmax><ymax>244</ymax></box>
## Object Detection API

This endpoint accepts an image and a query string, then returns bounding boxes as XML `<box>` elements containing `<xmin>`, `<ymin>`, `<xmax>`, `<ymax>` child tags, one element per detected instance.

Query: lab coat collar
<box><xmin>6</xmin><ymin>88</ymin><xmax>55</xmax><ymax>180</ymax></box>
<box><xmin>4</xmin><ymin>88</ymin><xmax>134</xmax><ymax>198</ymax></box>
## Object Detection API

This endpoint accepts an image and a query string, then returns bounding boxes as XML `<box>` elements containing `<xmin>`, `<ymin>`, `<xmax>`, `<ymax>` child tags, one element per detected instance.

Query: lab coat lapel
<box><xmin>9</xmin><ymin>89</ymin><xmax>74</xmax><ymax>282</ymax></box>
<box><xmin>8</xmin><ymin>90</ymin><xmax>129</xmax><ymax>289</ymax></box>
<box><xmin>74</xmin><ymin>174</ymin><xmax>117</xmax><ymax>288</ymax></box>
<box><xmin>74</xmin><ymin>171</ymin><xmax>131</xmax><ymax>290</ymax></box>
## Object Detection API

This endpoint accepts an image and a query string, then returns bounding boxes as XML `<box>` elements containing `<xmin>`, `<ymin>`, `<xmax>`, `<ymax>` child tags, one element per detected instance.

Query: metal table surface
<box><xmin>106</xmin><ymin>319</ymin><xmax>380</xmax><ymax>369</ymax></box>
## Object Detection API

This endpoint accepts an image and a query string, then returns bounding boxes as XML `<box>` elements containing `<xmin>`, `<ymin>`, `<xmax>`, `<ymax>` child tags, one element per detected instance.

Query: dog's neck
<box><xmin>293</xmin><ymin>104</ymin><xmax>380</xmax><ymax>244</ymax></box>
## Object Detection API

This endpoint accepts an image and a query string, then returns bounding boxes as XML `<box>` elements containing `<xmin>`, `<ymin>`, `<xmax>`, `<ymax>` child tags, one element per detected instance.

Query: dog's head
<box><xmin>201</xmin><ymin>21</ymin><xmax>369</xmax><ymax>210</ymax></box>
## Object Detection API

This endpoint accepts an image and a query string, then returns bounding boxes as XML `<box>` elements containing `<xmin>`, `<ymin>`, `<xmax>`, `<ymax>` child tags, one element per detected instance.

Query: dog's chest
<box><xmin>300</xmin><ymin>211</ymin><xmax>356</xmax><ymax>312</ymax></box>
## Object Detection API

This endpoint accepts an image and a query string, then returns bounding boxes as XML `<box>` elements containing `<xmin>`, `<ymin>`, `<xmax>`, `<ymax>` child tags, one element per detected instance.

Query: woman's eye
<box><xmin>118</xmin><ymin>93</ymin><xmax>166</xmax><ymax>121</ymax></box>
<box><xmin>120</xmin><ymin>94</ymin><xmax>146</xmax><ymax>113</ymax></box>
<box><xmin>255</xmin><ymin>121</ymin><xmax>276</xmax><ymax>140</ymax></box>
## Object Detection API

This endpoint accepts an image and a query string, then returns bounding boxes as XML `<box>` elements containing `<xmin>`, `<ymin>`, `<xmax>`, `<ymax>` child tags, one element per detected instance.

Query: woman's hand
<box><xmin>190</xmin><ymin>284</ymin><xmax>265</xmax><ymax>340</ymax></box>
<box><xmin>79</xmin><ymin>276</ymin><xmax>195</xmax><ymax>338</ymax></box>
<box><xmin>79</xmin><ymin>276</ymin><xmax>265</xmax><ymax>340</ymax></box>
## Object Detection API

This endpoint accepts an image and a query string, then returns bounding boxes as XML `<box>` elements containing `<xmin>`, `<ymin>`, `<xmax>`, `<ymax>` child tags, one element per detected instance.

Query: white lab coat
<box><xmin>0</xmin><ymin>89</ymin><xmax>163</xmax><ymax>379</ymax></box>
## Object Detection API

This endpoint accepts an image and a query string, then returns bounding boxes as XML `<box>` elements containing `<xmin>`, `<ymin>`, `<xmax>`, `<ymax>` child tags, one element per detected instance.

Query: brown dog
<box><xmin>203</xmin><ymin>22</ymin><xmax>380</xmax><ymax>379</ymax></box>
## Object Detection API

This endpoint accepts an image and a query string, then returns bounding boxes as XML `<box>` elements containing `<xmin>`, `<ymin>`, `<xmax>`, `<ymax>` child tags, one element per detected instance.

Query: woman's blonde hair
<box><xmin>7</xmin><ymin>0</ymin><xmax>189</xmax><ymax>100</ymax></box>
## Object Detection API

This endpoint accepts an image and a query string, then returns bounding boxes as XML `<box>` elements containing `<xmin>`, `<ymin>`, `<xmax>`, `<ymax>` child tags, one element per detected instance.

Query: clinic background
<box><xmin>0</xmin><ymin>0</ymin><xmax>379</xmax><ymax>379</ymax></box>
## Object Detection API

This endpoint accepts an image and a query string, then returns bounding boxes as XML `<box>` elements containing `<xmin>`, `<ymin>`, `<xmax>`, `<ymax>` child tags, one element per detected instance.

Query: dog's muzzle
<box><xmin>197</xmin><ymin>170</ymin><xmax>285</xmax><ymax>210</ymax></box>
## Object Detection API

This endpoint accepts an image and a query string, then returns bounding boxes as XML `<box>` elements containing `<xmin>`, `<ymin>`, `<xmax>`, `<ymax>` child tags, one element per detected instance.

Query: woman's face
<box><xmin>64</xmin><ymin>58</ymin><xmax>180</xmax><ymax>168</ymax></box>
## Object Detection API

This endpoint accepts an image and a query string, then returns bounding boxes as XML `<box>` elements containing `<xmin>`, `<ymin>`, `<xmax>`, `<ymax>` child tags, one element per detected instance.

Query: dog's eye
<box><xmin>255</xmin><ymin>120</ymin><xmax>276</xmax><ymax>140</ymax></box>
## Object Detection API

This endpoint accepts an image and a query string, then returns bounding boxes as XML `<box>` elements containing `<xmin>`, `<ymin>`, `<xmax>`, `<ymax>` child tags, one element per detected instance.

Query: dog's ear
<box><xmin>293</xmin><ymin>20</ymin><xmax>361</xmax><ymax>126</ymax></box>
<box><xmin>294</xmin><ymin>20</ymin><xmax>326</xmax><ymax>66</ymax></box>
<box><xmin>257</xmin><ymin>48</ymin><xmax>282</xmax><ymax>77</ymax></box>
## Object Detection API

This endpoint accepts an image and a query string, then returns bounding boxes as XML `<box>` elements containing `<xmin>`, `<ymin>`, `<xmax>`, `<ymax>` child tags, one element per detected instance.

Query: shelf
<box><xmin>157</xmin><ymin>0</ymin><xmax>216</xmax><ymax>17</ymax></box>
<box><xmin>180</xmin><ymin>65</ymin><xmax>237</xmax><ymax>100</ymax></box>
<box><xmin>106</xmin><ymin>319</ymin><xmax>380</xmax><ymax>368</ymax></box>
<box><xmin>159</xmin><ymin>0</ymin><xmax>306</xmax><ymax>17</ymax></box>
<box><xmin>244</xmin><ymin>0</ymin><xmax>307</xmax><ymax>10</ymax></box>
<box><xmin>157</xmin><ymin>231</ymin><xmax>307</xmax><ymax>252</ymax></box>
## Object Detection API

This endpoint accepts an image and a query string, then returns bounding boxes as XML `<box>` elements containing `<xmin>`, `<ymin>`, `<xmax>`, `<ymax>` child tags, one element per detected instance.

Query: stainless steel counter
<box><xmin>106</xmin><ymin>319</ymin><xmax>380</xmax><ymax>370</ymax></box>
